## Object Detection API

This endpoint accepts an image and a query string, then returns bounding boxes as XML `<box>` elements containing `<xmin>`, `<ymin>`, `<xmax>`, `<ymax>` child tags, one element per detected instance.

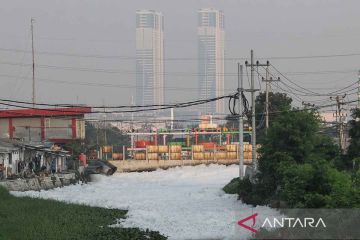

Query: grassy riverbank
<box><xmin>0</xmin><ymin>187</ymin><xmax>166</xmax><ymax>240</ymax></box>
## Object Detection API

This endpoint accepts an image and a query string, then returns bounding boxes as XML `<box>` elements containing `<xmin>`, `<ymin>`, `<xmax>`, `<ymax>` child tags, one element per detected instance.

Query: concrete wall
<box><xmin>0</xmin><ymin>119</ymin><xmax>9</xmax><ymax>138</ymax></box>
<box><xmin>0</xmin><ymin>173</ymin><xmax>76</xmax><ymax>191</ymax></box>
<box><xmin>13</xmin><ymin>118</ymin><xmax>41</xmax><ymax>141</ymax></box>
<box><xmin>45</xmin><ymin>118</ymin><xmax>72</xmax><ymax>139</ymax></box>
<box><xmin>76</xmin><ymin>119</ymin><xmax>85</xmax><ymax>140</ymax></box>
<box><xmin>0</xmin><ymin>116</ymin><xmax>86</xmax><ymax>141</ymax></box>
<box><xmin>109</xmin><ymin>159</ymin><xmax>241</xmax><ymax>172</ymax></box>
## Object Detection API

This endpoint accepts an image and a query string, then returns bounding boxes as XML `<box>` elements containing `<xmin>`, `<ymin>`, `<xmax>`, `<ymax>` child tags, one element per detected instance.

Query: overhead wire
<box><xmin>253</xmin><ymin>66</ymin><xmax>305</xmax><ymax>104</ymax></box>
<box><xmin>270</xmin><ymin>64</ymin><xmax>359</xmax><ymax>97</ymax></box>
<box><xmin>0</xmin><ymin>93</ymin><xmax>236</xmax><ymax>113</ymax></box>
<box><xmin>2</xmin><ymin>46</ymin><xmax>360</xmax><ymax>60</ymax></box>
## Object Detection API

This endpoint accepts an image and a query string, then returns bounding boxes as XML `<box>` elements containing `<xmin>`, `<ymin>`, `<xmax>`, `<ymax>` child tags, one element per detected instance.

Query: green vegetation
<box><xmin>223</xmin><ymin>104</ymin><xmax>360</xmax><ymax>208</ymax></box>
<box><xmin>65</xmin><ymin>139</ymin><xmax>87</xmax><ymax>157</ymax></box>
<box><xmin>64</xmin><ymin>123</ymin><xmax>130</xmax><ymax>157</ymax></box>
<box><xmin>224</xmin><ymin>92</ymin><xmax>292</xmax><ymax>143</ymax></box>
<box><xmin>255</xmin><ymin>92</ymin><xmax>292</xmax><ymax>144</ymax></box>
<box><xmin>346</xmin><ymin>108</ymin><xmax>360</xmax><ymax>169</ymax></box>
<box><xmin>0</xmin><ymin>187</ymin><xmax>166</xmax><ymax>240</ymax></box>
<box><xmin>85</xmin><ymin>123</ymin><xmax>130</xmax><ymax>149</ymax></box>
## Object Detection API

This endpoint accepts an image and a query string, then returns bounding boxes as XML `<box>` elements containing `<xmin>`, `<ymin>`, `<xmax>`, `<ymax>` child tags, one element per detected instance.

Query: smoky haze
<box><xmin>0</xmin><ymin>0</ymin><xmax>359</xmax><ymax>110</ymax></box>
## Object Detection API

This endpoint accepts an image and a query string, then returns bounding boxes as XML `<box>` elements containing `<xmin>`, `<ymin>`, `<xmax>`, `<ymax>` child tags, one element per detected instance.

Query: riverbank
<box><xmin>108</xmin><ymin>158</ymin><xmax>242</xmax><ymax>172</ymax></box>
<box><xmin>12</xmin><ymin>164</ymin><xmax>278</xmax><ymax>240</ymax></box>
<box><xmin>0</xmin><ymin>173</ymin><xmax>77</xmax><ymax>192</ymax></box>
<box><xmin>0</xmin><ymin>186</ymin><xmax>166</xmax><ymax>240</ymax></box>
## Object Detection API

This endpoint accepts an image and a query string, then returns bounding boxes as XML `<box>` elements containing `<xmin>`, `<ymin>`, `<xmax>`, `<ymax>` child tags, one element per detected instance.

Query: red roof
<box><xmin>0</xmin><ymin>107</ymin><xmax>92</xmax><ymax>118</ymax></box>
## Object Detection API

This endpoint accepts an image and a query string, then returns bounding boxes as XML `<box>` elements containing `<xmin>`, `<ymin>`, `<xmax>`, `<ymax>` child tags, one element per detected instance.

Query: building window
<box><xmin>208</xmin><ymin>13</ymin><xmax>217</xmax><ymax>27</ymax></box>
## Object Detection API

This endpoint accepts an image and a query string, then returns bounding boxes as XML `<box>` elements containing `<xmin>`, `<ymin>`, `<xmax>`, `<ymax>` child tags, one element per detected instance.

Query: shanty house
<box><xmin>0</xmin><ymin>141</ymin><xmax>20</xmax><ymax>178</ymax></box>
<box><xmin>0</xmin><ymin>139</ymin><xmax>70</xmax><ymax>179</ymax></box>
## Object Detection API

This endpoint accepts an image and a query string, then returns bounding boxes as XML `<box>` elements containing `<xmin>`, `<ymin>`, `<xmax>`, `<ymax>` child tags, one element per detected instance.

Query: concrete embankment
<box><xmin>1</xmin><ymin>160</ymin><xmax>242</xmax><ymax>190</ymax></box>
<box><xmin>109</xmin><ymin>159</ymin><xmax>241</xmax><ymax>172</ymax></box>
<box><xmin>0</xmin><ymin>173</ymin><xmax>76</xmax><ymax>191</ymax></box>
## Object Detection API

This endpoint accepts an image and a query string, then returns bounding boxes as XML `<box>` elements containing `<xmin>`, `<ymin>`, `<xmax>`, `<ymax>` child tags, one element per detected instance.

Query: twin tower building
<box><xmin>136</xmin><ymin>9</ymin><xmax>225</xmax><ymax>114</ymax></box>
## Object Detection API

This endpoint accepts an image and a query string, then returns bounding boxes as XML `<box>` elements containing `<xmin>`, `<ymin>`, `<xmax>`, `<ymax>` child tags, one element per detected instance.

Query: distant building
<box><xmin>136</xmin><ymin>10</ymin><xmax>165</xmax><ymax>106</ymax></box>
<box><xmin>320</xmin><ymin>112</ymin><xmax>337</xmax><ymax>123</ymax></box>
<box><xmin>198</xmin><ymin>8</ymin><xmax>225</xmax><ymax>114</ymax></box>
<box><xmin>0</xmin><ymin>107</ymin><xmax>91</xmax><ymax>144</ymax></box>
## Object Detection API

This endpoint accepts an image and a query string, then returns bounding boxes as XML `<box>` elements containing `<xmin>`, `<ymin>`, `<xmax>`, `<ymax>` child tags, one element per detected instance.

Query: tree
<box><xmin>255</xmin><ymin>92</ymin><xmax>292</xmax><ymax>143</ymax></box>
<box><xmin>231</xmin><ymin>109</ymin><xmax>344</xmax><ymax>207</ymax></box>
<box><xmin>223</xmin><ymin>103</ymin><xmax>360</xmax><ymax>209</ymax></box>
<box><xmin>64</xmin><ymin>139</ymin><xmax>86</xmax><ymax>157</ymax></box>
<box><xmin>85</xmin><ymin>123</ymin><xmax>130</xmax><ymax>150</ymax></box>
<box><xmin>234</xmin><ymin>110</ymin><xmax>324</xmax><ymax>205</ymax></box>
<box><xmin>260</xmin><ymin>110</ymin><xmax>321</xmax><ymax>164</ymax></box>
<box><xmin>347</xmin><ymin>108</ymin><xmax>360</xmax><ymax>161</ymax></box>
<box><xmin>224</xmin><ymin>92</ymin><xmax>292</xmax><ymax>143</ymax></box>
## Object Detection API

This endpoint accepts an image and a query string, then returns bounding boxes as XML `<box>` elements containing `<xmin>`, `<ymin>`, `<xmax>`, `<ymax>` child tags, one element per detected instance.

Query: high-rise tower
<box><xmin>136</xmin><ymin>10</ymin><xmax>164</xmax><ymax>106</ymax></box>
<box><xmin>198</xmin><ymin>8</ymin><xmax>225</xmax><ymax>114</ymax></box>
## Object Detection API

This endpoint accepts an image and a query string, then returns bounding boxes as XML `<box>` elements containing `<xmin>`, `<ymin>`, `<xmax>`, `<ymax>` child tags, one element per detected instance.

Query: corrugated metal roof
<box><xmin>0</xmin><ymin>140</ymin><xmax>18</xmax><ymax>152</ymax></box>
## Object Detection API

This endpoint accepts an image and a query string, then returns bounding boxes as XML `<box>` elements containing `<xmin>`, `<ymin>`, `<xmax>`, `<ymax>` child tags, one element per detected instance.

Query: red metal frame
<box><xmin>1</xmin><ymin>107</ymin><xmax>90</xmax><ymax>143</ymax></box>
<box><xmin>40</xmin><ymin>117</ymin><xmax>45</xmax><ymax>141</ymax></box>
<box><xmin>71</xmin><ymin>118</ymin><xmax>77</xmax><ymax>139</ymax></box>
<box><xmin>0</xmin><ymin>107</ymin><xmax>91</xmax><ymax>118</ymax></box>
<box><xmin>8</xmin><ymin>118</ymin><xmax>13</xmax><ymax>138</ymax></box>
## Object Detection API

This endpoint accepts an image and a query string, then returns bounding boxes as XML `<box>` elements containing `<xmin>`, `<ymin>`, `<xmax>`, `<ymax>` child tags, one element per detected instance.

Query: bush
<box><xmin>223</xmin><ymin>109</ymin><xmax>359</xmax><ymax>209</ymax></box>
<box><xmin>223</xmin><ymin>177</ymin><xmax>240</xmax><ymax>194</ymax></box>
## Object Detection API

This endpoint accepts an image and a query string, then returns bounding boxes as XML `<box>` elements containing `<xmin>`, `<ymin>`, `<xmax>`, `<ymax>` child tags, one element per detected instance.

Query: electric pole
<box><xmin>102</xmin><ymin>101</ymin><xmax>107</xmax><ymax>160</ymax></box>
<box><xmin>262</xmin><ymin>63</ymin><xmax>280</xmax><ymax>133</ymax></box>
<box><xmin>251</xmin><ymin>50</ymin><xmax>255</xmax><ymax>171</ymax></box>
<box><xmin>31</xmin><ymin>18</ymin><xmax>36</xmax><ymax>107</ymax></box>
<box><xmin>358</xmin><ymin>70</ymin><xmax>360</xmax><ymax>109</ymax></box>
<box><xmin>245</xmin><ymin>50</ymin><xmax>267</xmax><ymax>171</ymax></box>
<box><xmin>238</xmin><ymin>63</ymin><xmax>244</xmax><ymax>180</ymax></box>
<box><xmin>330</xmin><ymin>95</ymin><xmax>347</xmax><ymax>153</ymax></box>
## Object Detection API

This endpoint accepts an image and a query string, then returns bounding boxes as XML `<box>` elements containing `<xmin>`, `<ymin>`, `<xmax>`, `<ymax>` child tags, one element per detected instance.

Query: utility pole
<box><xmin>330</xmin><ymin>95</ymin><xmax>347</xmax><ymax>153</ymax></box>
<box><xmin>31</xmin><ymin>18</ymin><xmax>36</xmax><ymax>107</ymax></box>
<box><xmin>245</xmin><ymin>50</ymin><xmax>266</xmax><ymax>171</ymax></box>
<box><xmin>96</xmin><ymin>123</ymin><xmax>100</xmax><ymax>159</ymax></box>
<box><xmin>170</xmin><ymin>108</ymin><xmax>174</xmax><ymax>130</ymax></box>
<box><xmin>358</xmin><ymin>70</ymin><xmax>360</xmax><ymax>109</ymax></box>
<box><xmin>102</xmin><ymin>101</ymin><xmax>107</xmax><ymax>160</ymax></box>
<box><xmin>250</xmin><ymin>50</ymin><xmax>256</xmax><ymax>171</ymax></box>
<box><xmin>238</xmin><ymin>63</ymin><xmax>244</xmax><ymax>180</ymax></box>
<box><xmin>262</xmin><ymin>63</ymin><xmax>280</xmax><ymax>132</ymax></box>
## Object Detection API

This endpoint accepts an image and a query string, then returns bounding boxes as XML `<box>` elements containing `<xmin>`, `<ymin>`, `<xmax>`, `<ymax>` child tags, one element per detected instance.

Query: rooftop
<box><xmin>0</xmin><ymin>107</ymin><xmax>92</xmax><ymax>118</ymax></box>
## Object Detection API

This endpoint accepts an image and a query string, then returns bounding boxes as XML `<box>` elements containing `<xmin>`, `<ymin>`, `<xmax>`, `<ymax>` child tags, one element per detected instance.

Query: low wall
<box><xmin>109</xmin><ymin>159</ymin><xmax>243</xmax><ymax>172</ymax></box>
<box><xmin>0</xmin><ymin>173</ymin><xmax>76</xmax><ymax>192</ymax></box>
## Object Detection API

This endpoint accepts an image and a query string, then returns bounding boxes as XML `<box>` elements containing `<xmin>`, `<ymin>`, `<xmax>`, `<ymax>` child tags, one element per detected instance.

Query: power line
<box><xmin>271</xmin><ymin>64</ymin><xmax>359</xmax><ymax>97</ymax></box>
<box><xmin>1</xmin><ymin>46</ymin><xmax>360</xmax><ymax>60</ymax></box>
<box><xmin>0</xmin><ymin>60</ymin><xmax>357</xmax><ymax>77</ymax></box>
<box><xmin>0</xmin><ymin>93</ymin><xmax>236</xmax><ymax>114</ymax></box>
<box><xmin>0</xmin><ymin>98</ymin><xmax>357</xmax><ymax>124</ymax></box>
<box><xmin>271</xmin><ymin>64</ymin><xmax>322</xmax><ymax>95</ymax></box>
<box><xmin>0</xmin><ymin>73</ymin><xmax>236</xmax><ymax>92</ymax></box>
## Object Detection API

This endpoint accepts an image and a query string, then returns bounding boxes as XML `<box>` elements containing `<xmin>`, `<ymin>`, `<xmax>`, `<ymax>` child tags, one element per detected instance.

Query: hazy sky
<box><xmin>0</xmin><ymin>0</ymin><xmax>359</xmax><ymax>111</ymax></box>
